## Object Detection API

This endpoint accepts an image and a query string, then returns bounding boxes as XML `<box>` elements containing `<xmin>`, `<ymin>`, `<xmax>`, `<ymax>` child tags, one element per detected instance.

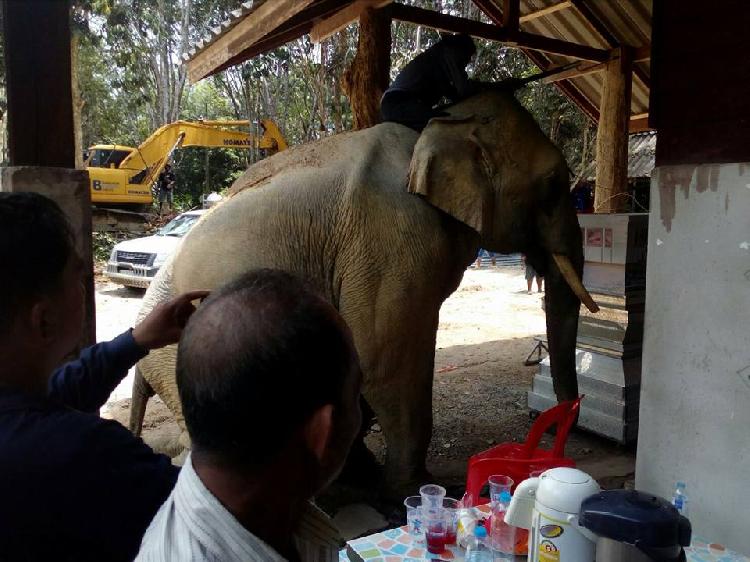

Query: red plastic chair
<box><xmin>464</xmin><ymin>396</ymin><xmax>583</xmax><ymax>506</ymax></box>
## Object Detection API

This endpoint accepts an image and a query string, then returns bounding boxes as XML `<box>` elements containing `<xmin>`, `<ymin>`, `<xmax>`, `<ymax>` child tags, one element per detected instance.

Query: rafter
<box><xmin>390</xmin><ymin>3</ymin><xmax>608</xmax><ymax>62</ymax></box>
<box><xmin>503</xmin><ymin>0</ymin><xmax>520</xmax><ymax>30</ymax></box>
<box><xmin>196</xmin><ymin>0</ymin><xmax>350</xmax><ymax>81</ymax></box>
<box><xmin>520</xmin><ymin>1</ymin><xmax>573</xmax><ymax>23</ymax></box>
<box><xmin>310</xmin><ymin>0</ymin><xmax>392</xmax><ymax>44</ymax></box>
<box><xmin>570</xmin><ymin>0</ymin><xmax>650</xmax><ymax>89</ymax></box>
<box><xmin>187</xmin><ymin>0</ymin><xmax>315</xmax><ymax>84</ymax></box>
<box><xmin>543</xmin><ymin>59</ymin><xmax>604</xmax><ymax>83</ymax></box>
<box><xmin>471</xmin><ymin>0</ymin><xmax>600</xmax><ymax>123</ymax></box>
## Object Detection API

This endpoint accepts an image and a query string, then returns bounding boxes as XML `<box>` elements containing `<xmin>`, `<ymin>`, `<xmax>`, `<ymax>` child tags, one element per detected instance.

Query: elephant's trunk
<box><xmin>543</xmin><ymin>251</ymin><xmax>584</xmax><ymax>402</ymax></box>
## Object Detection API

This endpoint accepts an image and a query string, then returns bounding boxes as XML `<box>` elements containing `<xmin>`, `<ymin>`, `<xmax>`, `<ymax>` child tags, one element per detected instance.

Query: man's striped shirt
<box><xmin>136</xmin><ymin>454</ymin><xmax>343</xmax><ymax>561</ymax></box>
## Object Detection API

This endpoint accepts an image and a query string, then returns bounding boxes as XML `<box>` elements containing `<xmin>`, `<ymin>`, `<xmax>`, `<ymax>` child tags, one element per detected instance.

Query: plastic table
<box><xmin>340</xmin><ymin>525</ymin><xmax>750</xmax><ymax>562</ymax></box>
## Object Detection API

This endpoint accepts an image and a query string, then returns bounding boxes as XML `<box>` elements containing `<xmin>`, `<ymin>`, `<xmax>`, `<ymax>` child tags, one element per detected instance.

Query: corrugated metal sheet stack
<box><xmin>528</xmin><ymin>213</ymin><xmax>648</xmax><ymax>443</ymax></box>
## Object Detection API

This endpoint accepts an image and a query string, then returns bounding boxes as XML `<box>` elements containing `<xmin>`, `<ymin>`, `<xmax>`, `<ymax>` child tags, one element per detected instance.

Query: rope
<box><xmin>594</xmin><ymin>191</ymin><xmax>648</xmax><ymax>213</ymax></box>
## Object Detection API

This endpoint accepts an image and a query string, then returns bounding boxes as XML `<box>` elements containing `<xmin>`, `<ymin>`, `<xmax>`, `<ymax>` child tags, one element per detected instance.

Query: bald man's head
<box><xmin>177</xmin><ymin>269</ymin><xmax>361</xmax><ymax>475</ymax></box>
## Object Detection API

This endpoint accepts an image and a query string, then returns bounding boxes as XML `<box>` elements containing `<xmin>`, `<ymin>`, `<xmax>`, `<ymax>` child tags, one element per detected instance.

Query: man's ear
<box><xmin>304</xmin><ymin>404</ymin><xmax>334</xmax><ymax>462</ymax></box>
<box><xmin>27</xmin><ymin>298</ymin><xmax>59</xmax><ymax>344</ymax></box>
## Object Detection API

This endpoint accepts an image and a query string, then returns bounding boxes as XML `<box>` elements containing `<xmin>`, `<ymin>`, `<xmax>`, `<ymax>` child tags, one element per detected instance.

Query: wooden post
<box><xmin>594</xmin><ymin>47</ymin><xmax>633</xmax><ymax>213</ymax></box>
<box><xmin>342</xmin><ymin>6</ymin><xmax>392</xmax><ymax>130</ymax></box>
<box><xmin>1</xmin><ymin>0</ymin><xmax>95</xmax><ymax>348</ymax></box>
<box><xmin>3</xmin><ymin>0</ymin><xmax>76</xmax><ymax>167</ymax></box>
<box><xmin>503</xmin><ymin>0</ymin><xmax>520</xmax><ymax>31</ymax></box>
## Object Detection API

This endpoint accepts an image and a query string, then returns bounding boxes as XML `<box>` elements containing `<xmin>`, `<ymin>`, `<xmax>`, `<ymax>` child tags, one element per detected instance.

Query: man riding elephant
<box><xmin>380</xmin><ymin>33</ymin><xmax>478</xmax><ymax>132</ymax></box>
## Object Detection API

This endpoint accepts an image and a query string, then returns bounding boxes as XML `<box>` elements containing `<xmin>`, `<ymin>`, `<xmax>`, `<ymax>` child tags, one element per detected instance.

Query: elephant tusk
<box><xmin>552</xmin><ymin>254</ymin><xmax>600</xmax><ymax>313</ymax></box>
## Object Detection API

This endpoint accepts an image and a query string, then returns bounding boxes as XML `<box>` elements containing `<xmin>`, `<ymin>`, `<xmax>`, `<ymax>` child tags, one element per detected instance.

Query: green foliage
<box><xmin>92</xmin><ymin>231</ymin><xmax>117</xmax><ymax>262</ymax></box>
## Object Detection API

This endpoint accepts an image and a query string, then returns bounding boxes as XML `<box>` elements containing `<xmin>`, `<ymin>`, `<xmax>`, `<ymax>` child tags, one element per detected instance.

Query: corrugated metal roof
<box><xmin>627</xmin><ymin>129</ymin><xmax>656</xmax><ymax>177</ymax></box>
<box><xmin>185</xmin><ymin>0</ymin><xmax>652</xmax><ymax>123</ymax></box>
<box><xmin>582</xmin><ymin>130</ymin><xmax>656</xmax><ymax>179</ymax></box>
<box><xmin>513</xmin><ymin>0</ymin><xmax>651</xmax><ymax>118</ymax></box>
<box><xmin>184</xmin><ymin>1</ymin><xmax>261</xmax><ymax>60</ymax></box>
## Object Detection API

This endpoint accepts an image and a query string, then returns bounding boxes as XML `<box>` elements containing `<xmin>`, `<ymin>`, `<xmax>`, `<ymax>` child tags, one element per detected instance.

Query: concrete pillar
<box><xmin>0</xmin><ymin>168</ymin><xmax>95</xmax><ymax>349</ymax></box>
<box><xmin>594</xmin><ymin>47</ymin><xmax>632</xmax><ymax>213</ymax></box>
<box><xmin>636</xmin><ymin>163</ymin><xmax>750</xmax><ymax>554</ymax></box>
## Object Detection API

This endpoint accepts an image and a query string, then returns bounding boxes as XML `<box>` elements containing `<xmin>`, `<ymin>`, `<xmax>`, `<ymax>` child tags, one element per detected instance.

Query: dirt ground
<box><xmin>98</xmin><ymin>264</ymin><xmax>634</xmax><ymax>511</ymax></box>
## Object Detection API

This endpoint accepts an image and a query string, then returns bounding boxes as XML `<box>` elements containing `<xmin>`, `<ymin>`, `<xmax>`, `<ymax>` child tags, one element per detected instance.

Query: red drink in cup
<box><xmin>442</xmin><ymin>497</ymin><xmax>460</xmax><ymax>545</ymax></box>
<box><xmin>426</xmin><ymin>528</ymin><xmax>446</xmax><ymax>554</ymax></box>
<box><xmin>445</xmin><ymin>528</ymin><xmax>457</xmax><ymax>545</ymax></box>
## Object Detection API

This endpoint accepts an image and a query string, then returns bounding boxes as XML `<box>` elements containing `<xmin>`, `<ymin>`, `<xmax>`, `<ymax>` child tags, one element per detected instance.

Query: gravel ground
<box><xmin>97</xmin><ymin>265</ymin><xmax>634</xmax><ymax>505</ymax></box>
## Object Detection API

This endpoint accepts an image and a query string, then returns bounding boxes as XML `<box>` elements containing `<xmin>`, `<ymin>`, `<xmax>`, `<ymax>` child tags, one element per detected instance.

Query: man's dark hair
<box><xmin>440</xmin><ymin>33</ymin><xmax>476</xmax><ymax>57</ymax></box>
<box><xmin>177</xmin><ymin>269</ymin><xmax>357</xmax><ymax>468</ymax></box>
<box><xmin>0</xmin><ymin>193</ymin><xmax>75</xmax><ymax>335</ymax></box>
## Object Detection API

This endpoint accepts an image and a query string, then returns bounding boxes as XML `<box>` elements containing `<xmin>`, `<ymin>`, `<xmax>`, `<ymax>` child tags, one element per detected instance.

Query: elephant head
<box><xmin>408</xmin><ymin>90</ymin><xmax>598</xmax><ymax>401</ymax></box>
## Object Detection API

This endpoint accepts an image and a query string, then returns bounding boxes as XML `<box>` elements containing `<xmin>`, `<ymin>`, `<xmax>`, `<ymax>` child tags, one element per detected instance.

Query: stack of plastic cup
<box><xmin>403</xmin><ymin>496</ymin><xmax>424</xmax><ymax>544</ymax></box>
<box><xmin>420</xmin><ymin>484</ymin><xmax>447</xmax><ymax>554</ymax></box>
<box><xmin>488</xmin><ymin>475</ymin><xmax>516</xmax><ymax>560</ymax></box>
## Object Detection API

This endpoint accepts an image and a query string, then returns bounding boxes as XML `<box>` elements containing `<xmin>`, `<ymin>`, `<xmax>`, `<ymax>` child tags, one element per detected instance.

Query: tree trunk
<box><xmin>594</xmin><ymin>47</ymin><xmax>633</xmax><ymax>213</ymax></box>
<box><xmin>342</xmin><ymin>6</ymin><xmax>392</xmax><ymax>130</ymax></box>
<box><xmin>70</xmin><ymin>33</ymin><xmax>85</xmax><ymax>169</ymax></box>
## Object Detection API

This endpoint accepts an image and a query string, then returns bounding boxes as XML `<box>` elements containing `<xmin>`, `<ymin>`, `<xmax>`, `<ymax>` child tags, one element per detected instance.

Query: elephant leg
<box><xmin>346</xmin><ymin>303</ymin><xmax>440</xmax><ymax>496</ymax></box>
<box><xmin>129</xmin><ymin>365</ymin><xmax>154</xmax><ymax>436</ymax></box>
<box><xmin>338</xmin><ymin>397</ymin><xmax>382</xmax><ymax>486</ymax></box>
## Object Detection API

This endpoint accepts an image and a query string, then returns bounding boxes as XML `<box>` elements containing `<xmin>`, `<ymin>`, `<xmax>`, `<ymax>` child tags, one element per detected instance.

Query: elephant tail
<box><xmin>129</xmin><ymin>365</ymin><xmax>155</xmax><ymax>436</ymax></box>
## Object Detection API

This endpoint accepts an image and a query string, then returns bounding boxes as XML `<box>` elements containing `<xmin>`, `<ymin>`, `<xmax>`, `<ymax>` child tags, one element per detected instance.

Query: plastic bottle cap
<box><xmin>500</xmin><ymin>491</ymin><xmax>512</xmax><ymax>504</ymax></box>
<box><xmin>475</xmin><ymin>525</ymin><xmax>487</xmax><ymax>538</ymax></box>
<box><xmin>676</xmin><ymin>482</ymin><xmax>686</xmax><ymax>489</ymax></box>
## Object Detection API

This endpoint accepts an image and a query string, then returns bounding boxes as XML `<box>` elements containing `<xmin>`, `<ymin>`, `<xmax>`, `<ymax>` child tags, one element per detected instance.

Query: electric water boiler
<box><xmin>579</xmin><ymin>489</ymin><xmax>692</xmax><ymax>562</ymax></box>
<box><xmin>505</xmin><ymin>467</ymin><xmax>601</xmax><ymax>562</ymax></box>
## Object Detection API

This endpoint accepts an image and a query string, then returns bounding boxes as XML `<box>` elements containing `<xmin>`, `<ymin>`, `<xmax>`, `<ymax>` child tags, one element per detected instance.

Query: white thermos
<box><xmin>505</xmin><ymin>467</ymin><xmax>600</xmax><ymax>562</ymax></box>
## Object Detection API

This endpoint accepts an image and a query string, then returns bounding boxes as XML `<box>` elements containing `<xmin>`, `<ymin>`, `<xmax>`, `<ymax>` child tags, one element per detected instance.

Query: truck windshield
<box><xmin>88</xmin><ymin>148</ymin><xmax>132</xmax><ymax>168</ymax></box>
<box><xmin>157</xmin><ymin>214</ymin><xmax>201</xmax><ymax>237</ymax></box>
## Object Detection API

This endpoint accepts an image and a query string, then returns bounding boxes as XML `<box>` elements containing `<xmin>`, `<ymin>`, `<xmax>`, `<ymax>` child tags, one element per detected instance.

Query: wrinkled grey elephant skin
<box><xmin>131</xmin><ymin>91</ymin><xmax>587</xmax><ymax>492</ymax></box>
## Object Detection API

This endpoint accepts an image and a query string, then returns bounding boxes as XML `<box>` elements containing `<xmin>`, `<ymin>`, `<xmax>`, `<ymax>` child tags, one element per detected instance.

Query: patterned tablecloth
<box><xmin>340</xmin><ymin>525</ymin><xmax>750</xmax><ymax>562</ymax></box>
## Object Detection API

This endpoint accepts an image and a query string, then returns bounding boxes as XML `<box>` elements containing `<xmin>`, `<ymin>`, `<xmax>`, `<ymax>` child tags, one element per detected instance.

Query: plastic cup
<box><xmin>403</xmin><ymin>496</ymin><xmax>424</xmax><ymax>543</ymax></box>
<box><xmin>425</xmin><ymin>516</ymin><xmax>447</xmax><ymax>554</ymax></box>
<box><xmin>419</xmin><ymin>484</ymin><xmax>446</xmax><ymax>516</ymax></box>
<box><xmin>443</xmin><ymin>497</ymin><xmax>460</xmax><ymax>545</ymax></box>
<box><xmin>488</xmin><ymin>475</ymin><xmax>514</xmax><ymax>506</ymax></box>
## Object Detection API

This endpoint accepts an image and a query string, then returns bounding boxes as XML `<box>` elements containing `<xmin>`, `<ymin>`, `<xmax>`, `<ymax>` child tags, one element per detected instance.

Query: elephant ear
<box><xmin>408</xmin><ymin>115</ymin><xmax>495</xmax><ymax>236</ymax></box>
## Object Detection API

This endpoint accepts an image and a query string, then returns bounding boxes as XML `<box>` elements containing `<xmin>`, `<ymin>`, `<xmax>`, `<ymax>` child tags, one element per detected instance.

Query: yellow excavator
<box><xmin>86</xmin><ymin>119</ymin><xmax>287</xmax><ymax>228</ymax></box>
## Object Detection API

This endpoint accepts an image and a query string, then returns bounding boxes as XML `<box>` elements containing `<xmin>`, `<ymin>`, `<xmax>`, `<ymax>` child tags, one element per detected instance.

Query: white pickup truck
<box><xmin>105</xmin><ymin>210</ymin><xmax>206</xmax><ymax>289</ymax></box>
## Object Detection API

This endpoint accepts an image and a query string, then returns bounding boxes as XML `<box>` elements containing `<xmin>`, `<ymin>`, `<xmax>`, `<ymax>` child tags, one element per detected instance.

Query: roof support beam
<box><xmin>633</xmin><ymin>44</ymin><xmax>650</xmax><ymax>62</ymax></box>
<box><xmin>390</xmin><ymin>3</ymin><xmax>608</xmax><ymax>62</ymax></box>
<box><xmin>629</xmin><ymin>115</ymin><xmax>651</xmax><ymax>133</ymax></box>
<box><xmin>595</xmin><ymin>47</ymin><xmax>633</xmax><ymax>212</ymax></box>
<box><xmin>310</xmin><ymin>0</ymin><xmax>392</xmax><ymax>44</ymax></box>
<box><xmin>188</xmin><ymin>0</ymin><xmax>315</xmax><ymax>83</ymax></box>
<box><xmin>570</xmin><ymin>0</ymin><xmax>650</xmax><ymax>88</ymax></box>
<box><xmin>202</xmin><ymin>0</ymin><xmax>350</xmax><ymax>80</ymax></box>
<box><xmin>471</xmin><ymin>0</ymin><xmax>600</xmax><ymax>123</ymax></box>
<box><xmin>520</xmin><ymin>1</ymin><xmax>573</xmax><ymax>23</ymax></box>
<box><xmin>543</xmin><ymin>59</ymin><xmax>605</xmax><ymax>83</ymax></box>
<box><xmin>471</xmin><ymin>0</ymin><xmax>503</xmax><ymax>25</ymax></box>
<box><xmin>503</xmin><ymin>0</ymin><xmax>520</xmax><ymax>31</ymax></box>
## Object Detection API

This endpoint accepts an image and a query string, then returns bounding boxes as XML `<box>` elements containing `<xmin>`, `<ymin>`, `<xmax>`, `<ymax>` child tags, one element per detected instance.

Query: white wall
<box><xmin>636</xmin><ymin>163</ymin><xmax>750</xmax><ymax>554</ymax></box>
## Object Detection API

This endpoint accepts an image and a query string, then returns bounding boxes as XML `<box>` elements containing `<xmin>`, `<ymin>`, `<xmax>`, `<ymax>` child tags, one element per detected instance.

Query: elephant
<box><xmin>129</xmin><ymin>89</ymin><xmax>597</xmax><ymax>491</ymax></box>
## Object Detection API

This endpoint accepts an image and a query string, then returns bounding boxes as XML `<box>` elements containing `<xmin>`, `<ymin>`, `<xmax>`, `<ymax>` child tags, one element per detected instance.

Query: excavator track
<box><xmin>92</xmin><ymin>205</ymin><xmax>154</xmax><ymax>233</ymax></box>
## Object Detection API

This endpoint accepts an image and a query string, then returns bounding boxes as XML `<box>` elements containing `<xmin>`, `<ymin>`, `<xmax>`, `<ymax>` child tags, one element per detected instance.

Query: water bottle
<box><xmin>490</xmin><ymin>491</ymin><xmax>516</xmax><ymax>561</ymax></box>
<box><xmin>465</xmin><ymin>524</ymin><xmax>492</xmax><ymax>562</ymax></box>
<box><xmin>672</xmin><ymin>481</ymin><xmax>689</xmax><ymax>516</ymax></box>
